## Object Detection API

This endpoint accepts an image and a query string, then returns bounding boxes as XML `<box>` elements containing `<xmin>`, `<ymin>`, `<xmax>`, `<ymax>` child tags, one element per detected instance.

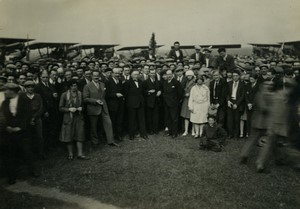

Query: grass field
<box><xmin>1</xmin><ymin>134</ymin><xmax>300</xmax><ymax>209</ymax></box>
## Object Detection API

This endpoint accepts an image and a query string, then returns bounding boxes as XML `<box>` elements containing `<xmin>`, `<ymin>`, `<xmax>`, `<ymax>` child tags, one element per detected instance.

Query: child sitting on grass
<box><xmin>199</xmin><ymin>115</ymin><xmax>227</xmax><ymax>152</ymax></box>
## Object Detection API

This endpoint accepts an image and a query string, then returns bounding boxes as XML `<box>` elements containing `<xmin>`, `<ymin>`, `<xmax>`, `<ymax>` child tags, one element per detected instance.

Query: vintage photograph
<box><xmin>0</xmin><ymin>0</ymin><xmax>300</xmax><ymax>208</ymax></box>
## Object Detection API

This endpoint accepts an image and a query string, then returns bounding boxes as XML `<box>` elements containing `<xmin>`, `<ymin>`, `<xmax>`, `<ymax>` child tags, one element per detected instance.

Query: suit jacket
<box><xmin>226</xmin><ymin>81</ymin><xmax>245</xmax><ymax>111</ymax></box>
<box><xmin>34</xmin><ymin>82</ymin><xmax>57</xmax><ymax>114</ymax></box>
<box><xmin>203</xmin><ymin>55</ymin><xmax>216</xmax><ymax>68</ymax></box>
<box><xmin>168</xmin><ymin>49</ymin><xmax>184</xmax><ymax>62</ymax></box>
<box><xmin>83</xmin><ymin>81</ymin><xmax>109</xmax><ymax>116</ymax></box>
<box><xmin>162</xmin><ymin>78</ymin><xmax>184</xmax><ymax>107</ymax></box>
<box><xmin>190</xmin><ymin>52</ymin><xmax>205</xmax><ymax>65</ymax></box>
<box><xmin>215</xmin><ymin>54</ymin><xmax>236</xmax><ymax>71</ymax></box>
<box><xmin>175</xmin><ymin>75</ymin><xmax>188</xmax><ymax>89</ymax></box>
<box><xmin>209</xmin><ymin>78</ymin><xmax>227</xmax><ymax>108</ymax></box>
<box><xmin>245</xmin><ymin>82</ymin><xmax>259</xmax><ymax>106</ymax></box>
<box><xmin>105</xmin><ymin>77</ymin><xmax>124</xmax><ymax>112</ymax></box>
<box><xmin>123</xmin><ymin>79</ymin><xmax>145</xmax><ymax>108</ymax></box>
<box><xmin>143</xmin><ymin>78</ymin><xmax>161</xmax><ymax>108</ymax></box>
<box><xmin>1</xmin><ymin>95</ymin><xmax>32</xmax><ymax>134</ymax></box>
<box><xmin>78</xmin><ymin>78</ymin><xmax>88</xmax><ymax>92</ymax></box>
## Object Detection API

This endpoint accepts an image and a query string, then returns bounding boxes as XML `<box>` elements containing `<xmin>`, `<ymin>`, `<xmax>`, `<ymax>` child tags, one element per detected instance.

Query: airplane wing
<box><xmin>0</xmin><ymin>37</ymin><xmax>34</xmax><ymax>47</ymax></box>
<box><xmin>180</xmin><ymin>44</ymin><xmax>241</xmax><ymax>50</ymax></box>
<box><xmin>27</xmin><ymin>42</ymin><xmax>78</xmax><ymax>50</ymax></box>
<box><xmin>248</xmin><ymin>43</ymin><xmax>281</xmax><ymax>48</ymax></box>
<box><xmin>117</xmin><ymin>45</ymin><xmax>164</xmax><ymax>51</ymax></box>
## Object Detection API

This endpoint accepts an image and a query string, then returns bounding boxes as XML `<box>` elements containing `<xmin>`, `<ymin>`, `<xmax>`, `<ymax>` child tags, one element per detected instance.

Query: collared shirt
<box><xmin>134</xmin><ymin>80</ymin><xmax>139</xmax><ymax>88</ymax></box>
<box><xmin>124</xmin><ymin>75</ymin><xmax>130</xmax><ymax>80</ymax></box>
<box><xmin>85</xmin><ymin>78</ymin><xmax>90</xmax><ymax>84</ymax></box>
<box><xmin>213</xmin><ymin>80</ymin><xmax>219</xmax><ymax>98</ymax></box>
<box><xmin>26</xmin><ymin>93</ymin><xmax>35</xmax><ymax>100</ymax></box>
<box><xmin>206</xmin><ymin>58</ymin><xmax>209</xmax><ymax>67</ymax></box>
<box><xmin>113</xmin><ymin>77</ymin><xmax>119</xmax><ymax>84</ymax></box>
<box><xmin>42</xmin><ymin>81</ymin><xmax>49</xmax><ymax>88</ymax></box>
<box><xmin>9</xmin><ymin>95</ymin><xmax>19</xmax><ymax>116</ymax></box>
<box><xmin>49</xmin><ymin>78</ymin><xmax>56</xmax><ymax>85</ymax></box>
<box><xmin>0</xmin><ymin>91</ymin><xmax>5</xmax><ymax>109</ymax></box>
<box><xmin>177</xmin><ymin>76</ymin><xmax>183</xmax><ymax>82</ymax></box>
<box><xmin>223</xmin><ymin>54</ymin><xmax>228</xmax><ymax>61</ymax></box>
<box><xmin>19</xmin><ymin>85</ymin><xmax>26</xmax><ymax>93</ymax></box>
<box><xmin>252</xmin><ymin>82</ymin><xmax>257</xmax><ymax>88</ymax></box>
<box><xmin>156</xmin><ymin>73</ymin><xmax>161</xmax><ymax>81</ymax></box>
<box><xmin>231</xmin><ymin>81</ymin><xmax>239</xmax><ymax>100</ymax></box>
<box><xmin>92</xmin><ymin>80</ymin><xmax>99</xmax><ymax>89</ymax></box>
<box><xmin>150</xmin><ymin>78</ymin><xmax>155</xmax><ymax>83</ymax></box>
<box><xmin>175</xmin><ymin>50</ymin><xmax>180</xmax><ymax>57</ymax></box>
<box><xmin>196</xmin><ymin>53</ymin><xmax>199</xmax><ymax>61</ymax></box>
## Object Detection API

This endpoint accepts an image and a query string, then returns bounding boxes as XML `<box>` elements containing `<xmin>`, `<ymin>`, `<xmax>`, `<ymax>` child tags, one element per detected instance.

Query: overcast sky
<box><xmin>0</xmin><ymin>0</ymin><xmax>299</xmax><ymax>46</ymax></box>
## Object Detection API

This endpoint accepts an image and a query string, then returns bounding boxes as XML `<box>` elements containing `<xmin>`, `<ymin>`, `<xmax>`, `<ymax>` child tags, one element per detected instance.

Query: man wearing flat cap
<box><xmin>24</xmin><ymin>80</ymin><xmax>45</xmax><ymax>159</ymax></box>
<box><xmin>1</xmin><ymin>83</ymin><xmax>40</xmax><ymax>184</ymax></box>
<box><xmin>190</xmin><ymin>45</ymin><xmax>205</xmax><ymax>66</ymax></box>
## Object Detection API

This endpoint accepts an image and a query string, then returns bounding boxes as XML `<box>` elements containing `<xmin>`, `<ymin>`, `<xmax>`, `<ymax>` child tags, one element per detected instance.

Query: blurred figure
<box><xmin>256</xmin><ymin>79</ymin><xmax>295</xmax><ymax>172</ymax></box>
<box><xmin>240</xmin><ymin>81</ymin><xmax>274</xmax><ymax>165</ymax></box>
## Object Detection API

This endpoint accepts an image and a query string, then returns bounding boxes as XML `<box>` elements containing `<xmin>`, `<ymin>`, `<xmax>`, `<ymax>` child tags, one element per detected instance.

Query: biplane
<box><xmin>117</xmin><ymin>45</ymin><xmax>164</xmax><ymax>58</ymax></box>
<box><xmin>69</xmin><ymin>44</ymin><xmax>118</xmax><ymax>59</ymax></box>
<box><xmin>0</xmin><ymin>37</ymin><xmax>35</xmax><ymax>62</ymax></box>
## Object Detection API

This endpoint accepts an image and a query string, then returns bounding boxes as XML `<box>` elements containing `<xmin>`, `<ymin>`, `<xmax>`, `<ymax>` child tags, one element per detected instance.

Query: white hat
<box><xmin>185</xmin><ymin>70</ymin><xmax>194</xmax><ymax>76</ymax></box>
<box><xmin>194</xmin><ymin>45</ymin><xmax>201</xmax><ymax>50</ymax></box>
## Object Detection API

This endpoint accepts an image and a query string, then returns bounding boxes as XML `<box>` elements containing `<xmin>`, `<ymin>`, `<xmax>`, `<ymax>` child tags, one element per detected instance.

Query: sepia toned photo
<box><xmin>0</xmin><ymin>0</ymin><xmax>300</xmax><ymax>208</ymax></box>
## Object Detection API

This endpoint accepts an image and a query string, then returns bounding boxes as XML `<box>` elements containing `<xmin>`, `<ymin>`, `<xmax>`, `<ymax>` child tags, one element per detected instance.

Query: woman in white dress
<box><xmin>188</xmin><ymin>75</ymin><xmax>210</xmax><ymax>138</ymax></box>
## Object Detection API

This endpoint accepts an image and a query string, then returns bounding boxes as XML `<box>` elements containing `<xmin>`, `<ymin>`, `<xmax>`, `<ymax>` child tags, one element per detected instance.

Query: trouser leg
<box><xmin>89</xmin><ymin>115</ymin><xmax>99</xmax><ymax>145</ymax></box>
<box><xmin>240</xmin><ymin>128</ymin><xmax>264</xmax><ymax>158</ymax></box>
<box><xmin>101</xmin><ymin>111</ymin><xmax>114</xmax><ymax>144</ymax></box>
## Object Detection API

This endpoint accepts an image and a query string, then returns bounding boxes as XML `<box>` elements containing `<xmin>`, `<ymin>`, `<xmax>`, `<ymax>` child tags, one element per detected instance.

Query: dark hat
<box><xmin>175</xmin><ymin>66</ymin><xmax>184</xmax><ymax>72</ymax></box>
<box><xmin>203</xmin><ymin>48</ymin><xmax>212</xmax><ymax>53</ymax></box>
<box><xmin>105</xmin><ymin>68</ymin><xmax>112</xmax><ymax>72</ymax></box>
<box><xmin>0</xmin><ymin>75</ymin><xmax>7</xmax><ymax>82</ymax></box>
<box><xmin>4</xmin><ymin>83</ymin><xmax>20</xmax><ymax>91</ymax></box>
<box><xmin>24</xmin><ymin>80</ymin><xmax>35</xmax><ymax>87</ymax></box>
<box><xmin>232</xmin><ymin>69</ymin><xmax>241</xmax><ymax>75</ymax></box>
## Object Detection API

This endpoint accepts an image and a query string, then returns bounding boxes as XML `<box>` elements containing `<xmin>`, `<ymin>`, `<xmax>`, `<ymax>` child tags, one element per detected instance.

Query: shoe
<box><xmin>192</xmin><ymin>132</ymin><xmax>195</xmax><ymax>136</ymax></box>
<box><xmin>194</xmin><ymin>135</ymin><xmax>199</xmax><ymax>138</ymax></box>
<box><xmin>142</xmin><ymin>135</ymin><xmax>149</xmax><ymax>140</ymax></box>
<box><xmin>182</xmin><ymin>132</ymin><xmax>188</xmax><ymax>136</ymax></box>
<box><xmin>239</xmin><ymin>135</ymin><xmax>244</xmax><ymax>138</ymax></box>
<box><xmin>163</xmin><ymin>133</ymin><xmax>171</xmax><ymax>137</ymax></box>
<box><xmin>256</xmin><ymin>164</ymin><xmax>265</xmax><ymax>173</ymax></box>
<box><xmin>8</xmin><ymin>177</ymin><xmax>16</xmax><ymax>185</ymax></box>
<box><xmin>239</xmin><ymin>156</ymin><xmax>248</xmax><ymax>165</ymax></box>
<box><xmin>77</xmin><ymin>155</ymin><xmax>90</xmax><ymax>160</ymax></box>
<box><xmin>108</xmin><ymin>142</ymin><xmax>120</xmax><ymax>147</ymax></box>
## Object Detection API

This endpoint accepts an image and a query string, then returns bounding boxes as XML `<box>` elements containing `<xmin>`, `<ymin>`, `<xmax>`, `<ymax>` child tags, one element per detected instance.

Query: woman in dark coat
<box><xmin>59</xmin><ymin>80</ymin><xmax>88</xmax><ymax>160</ymax></box>
<box><xmin>180</xmin><ymin>70</ymin><xmax>195</xmax><ymax>136</ymax></box>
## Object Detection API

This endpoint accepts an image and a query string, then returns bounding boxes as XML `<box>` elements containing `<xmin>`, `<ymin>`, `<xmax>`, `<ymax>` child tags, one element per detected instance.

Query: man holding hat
<box><xmin>190</xmin><ymin>45</ymin><xmax>205</xmax><ymax>65</ymax></box>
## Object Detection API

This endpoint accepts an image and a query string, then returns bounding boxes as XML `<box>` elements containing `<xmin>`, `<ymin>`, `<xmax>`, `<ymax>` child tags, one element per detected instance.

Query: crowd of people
<box><xmin>0</xmin><ymin>41</ymin><xmax>300</xmax><ymax>185</ymax></box>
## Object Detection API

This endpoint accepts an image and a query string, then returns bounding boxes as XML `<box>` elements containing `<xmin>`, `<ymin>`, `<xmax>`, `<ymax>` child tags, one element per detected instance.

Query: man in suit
<box><xmin>144</xmin><ymin>69</ymin><xmax>162</xmax><ymax>134</ymax></box>
<box><xmin>190</xmin><ymin>45</ymin><xmax>205</xmax><ymax>66</ymax></box>
<box><xmin>106</xmin><ymin>68</ymin><xmax>125</xmax><ymax>141</ymax></box>
<box><xmin>123</xmin><ymin>70</ymin><xmax>148</xmax><ymax>140</ymax></box>
<box><xmin>226</xmin><ymin>70</ymin><xmax>245</xmax><ymax>139</ymax></box>
<box><xmin>215</xmin><ymin>48</ymin><xmax>236</xmax><ymax>72</ymax></box>
<box><xmin>1</xmin><ymin>83</ymin><xmax>40</xmax><ymax>184</ymax></box>
<box><xmin>163</xmin><ymin>70</ymin><xmax>184</xmax><ymax>138</ymax></box>
<box><xmin>83</xmin><ymin>71</ymin><xmax>118</xmax><ymax>146</ymax></box>
<box><xmin>139</xmin><ymin>65</ymin><xmax>150</xmax><ymax>81</ymax></box>
<box><xmin>122</xmin><ymin>65</ymin><xmax>131</xmax><ymax>82</ymax></box>
<box><xmin>175</xmin><ymin>66</ymin><xmax>187</xmax><ymax>88</ymax></box>
<box><xmin>203</xmin><ymin>48</ymin><xmax>216</xmax><ymax>68</ymax></box>
<box><xmin>78</xmin><ymin>69</ymin><xmax>92</xmax><ymax>92</ymax></box>
<box><xmin>210</xmin><ymin>70</ymin><xmax>227</xmax><ymax>127</ymax></box>
<box><xmin>168</xmin><ymin>41</ymin><xmax>184</xmax><ymax>63</ymax></box>
<box><xmin>34</xmin><ymin>70</ymin><xmax>59</xmax><ymax>150</ymax></box>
